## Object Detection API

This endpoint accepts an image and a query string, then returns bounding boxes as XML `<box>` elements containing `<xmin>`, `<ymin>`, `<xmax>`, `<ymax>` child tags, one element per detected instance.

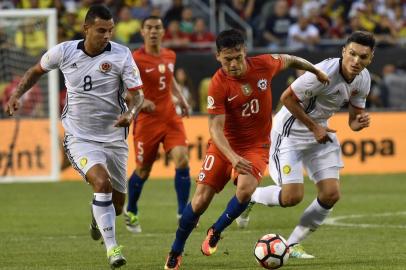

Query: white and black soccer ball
<box><xmin>254</xmin><ymin>233</ymin><xmax>289</xmax><ymax>269</ymax></box>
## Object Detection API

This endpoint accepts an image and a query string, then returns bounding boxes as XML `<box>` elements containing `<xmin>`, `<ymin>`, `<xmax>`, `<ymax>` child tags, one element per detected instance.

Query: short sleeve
<box><xmin>350</xmin><ymin>71</ymin><xmax>371</xmax><ymax>109</ymax></box>
<box><xmin>291</xmin><ymin>65</ymin><xmax>325</xmax><ymax>102</ymax></box>
<box><xmin>122</xmin><ymin>48</ymin><xmax>143</xmax><ymax>91</ymax></box>
<box><xmin>265</xmin><ymin>54</ymin><xmax>284</xmax><ymax>77</ymax></box>
<box><xmin>40</xmin><ymin>44</ymin><xmax>63</xmax><ymax>71</ymax></box>
<box><xmin>207</xmin><ymin>74</ymin><xmax>226</xmax><ymax>115</ymax></box>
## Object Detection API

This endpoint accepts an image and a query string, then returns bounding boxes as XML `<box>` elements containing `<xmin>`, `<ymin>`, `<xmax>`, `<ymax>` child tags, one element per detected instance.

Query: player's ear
<box><xmin>341</xmin><ymin>46</ymin><xmax>346</xmax><ymax>57</ymax></box>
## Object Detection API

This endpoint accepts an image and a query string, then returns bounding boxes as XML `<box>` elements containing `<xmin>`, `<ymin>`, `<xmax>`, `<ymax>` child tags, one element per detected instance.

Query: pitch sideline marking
<box><xmin>325</xmin><ymin>211</ymin><xmax>406</xmax><ymax>229</ymax></box>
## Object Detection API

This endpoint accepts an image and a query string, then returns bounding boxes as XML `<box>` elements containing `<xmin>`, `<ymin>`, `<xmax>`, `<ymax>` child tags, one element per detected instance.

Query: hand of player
<box><xmin>5</xmin><ymin>94</ymin><xmax>20</xmax><ymax>116</ymax></box>
<box><xmin>353</xmin><ymin>113</ymin><xmax>370</xmax><ymax>130</ymax></box>
<box><xmin>141</xmin><ymin>99</ymin><xmax>156</xmax><ymax>113</ymax></box>
<box><xmin>114</xmin><ymin>111</ymin><xmax>134</xmax><ymax>127</ymax></box>
<box><xmin>312</xmin><ymin>124</ymin><xmax>336</xmax><ymax>144</ymax></box>
<box><xmin>231</xmin><ymin>155</ymin><xmax>252</xmax><ymax>175</ymax></box>
<box><xmin>315</xmin><ymin>69</ymin><xmax>330</xmax><ymax>85</ymax></box>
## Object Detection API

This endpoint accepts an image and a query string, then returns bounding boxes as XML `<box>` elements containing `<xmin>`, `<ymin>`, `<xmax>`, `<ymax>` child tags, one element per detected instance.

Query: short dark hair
<box><xmin>346</xmin><ymin>31</ymin><xmax>375</xmax><ymax>50</ymax></box>
<box><xmin>85</xmin><ymin>4</ymin><xmax>113</xmax><ymax>24</ymax></box>
<box><xmin>141</xmin><ymin>15</ymin><xmax>162</xmax><ymax>28</ymax></box>
<box><xmin>216</xmin><ymin>29</ymin><xmax>245</xmax><ymax>52</ymax></box>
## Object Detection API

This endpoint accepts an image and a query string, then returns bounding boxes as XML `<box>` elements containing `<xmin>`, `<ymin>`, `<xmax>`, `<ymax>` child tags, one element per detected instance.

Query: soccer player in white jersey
<box><xmin>5</xmin><ymin>5</ymin><xmax>144</xmax><ymax>269</ymax></box>
<box><xmin>236</xmin><ymin>31</ymin><xmax>375</xmax><ymax>258</ymax></box>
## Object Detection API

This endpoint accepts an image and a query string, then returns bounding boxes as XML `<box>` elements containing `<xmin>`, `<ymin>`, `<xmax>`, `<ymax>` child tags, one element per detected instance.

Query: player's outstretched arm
<box><xmin>171</xmin><ymin>78</ymin><xmax>190</xmax><ymax>117</ymax></box>
<box><xmin>209</xmin><ymin>114</ymin><xmax>252</xmax><ymax>174</ymax></box>
<box><xmin>5</xmin><ymin>63</ymin><xmax>46</xmax><ymax>116</ymax></box>
<box><xmin>115</xmin><ymin>89</ymin><xmax>144</xmax><ymax>127</ymax></box>
<box><xmin>348</xmin><ymin>104</ymin><xmax>370</xmax><ymax>131</ymax></box>
<box><xmin>278</xmin><ymin>54</ymin><xmax>330</xmax><ymax>85</ymax></box>
<box><xmin>281</xmin><ymin>87</ymin><xmax>336</xmax><ymax>144</ymax></box>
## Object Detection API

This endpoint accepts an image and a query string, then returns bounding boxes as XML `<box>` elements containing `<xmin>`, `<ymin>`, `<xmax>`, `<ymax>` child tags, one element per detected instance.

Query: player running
<box><xmin>164</xmin><ymin>29</ymin><xmax>329</xmax><ymax>270</ymax></box>
<box><xmin>5</xmin><ymin>5</ymin><xmax>144</xmax><ymax>269</ymax></box>
<box><xmin>236</xmin><ymin>31</ymin><xmax>375</xmax><ymax>259</ymax></box>
<box><xmin>124</xmin><ymin>16</ymin><xmax>191</xmax><ymax>233</ymax></box>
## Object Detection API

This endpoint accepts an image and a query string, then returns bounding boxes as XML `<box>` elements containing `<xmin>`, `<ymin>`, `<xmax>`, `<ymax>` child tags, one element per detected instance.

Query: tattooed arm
<box><xmin>278</xmin><ymin>54</ymin><xmax>330</xmax><ymax>85</ymax></box>
<box><xmin>5</xmin><ymin>63</ymin><xmax>46</xmax><ymax>116</ymax></box>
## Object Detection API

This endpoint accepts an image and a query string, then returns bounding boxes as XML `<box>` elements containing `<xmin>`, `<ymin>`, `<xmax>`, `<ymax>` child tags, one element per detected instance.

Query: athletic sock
<box><xmin>287</xmin><ymin>198</ymin><xmax>332</xmax><ymax>245</ymax></box>
<box><xmin>127</xmin><ymin>171</ymin><xmax>145</xmax><ymax>214</ymax></box>
<box><xmin>174</xmin><ymin>167</ymin><xmax>191</xmax><ymax>215</ymax></box>
<box><xmin>213</xmin><ymin>195</ymin><xmax>249</xmax><ymax>233</ymax></box>
<box><xmin>92</xmin><ymin>193</ymin><xmax>117</xmax><ymax>251</ymax></box>
<box><xmin>171</xmin><ymin>203</ymin><xmax>200</xmax><ymax>253</ymax></box>
<box><xmin>251</xmin><ymin>185</ymin><xmax>282</xmax><ymax>206</ymax></box>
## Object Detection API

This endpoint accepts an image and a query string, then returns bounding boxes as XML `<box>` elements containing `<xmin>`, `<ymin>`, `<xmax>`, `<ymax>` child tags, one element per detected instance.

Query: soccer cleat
<box><xmin>235</xmin><ymin>201</ymin><xmax>255</xmax><ymax>229</ymax></box>
<box><xmin>289</xmin><ymin>243</ymin><xmax>315</xmax><ymax>259</ymax></box>
<box><xmin>107</xmin><ymin>245</ymin><xmax>127</xmax><ymax>269</ymax></box>
<box><xmin>201</xmin><ymin>227</ymin><xmax>222</xmax><ymax>256</ymax></box>
<box><xmin>90</xmin><ymin>207</ymin><xmax>102</xmax><ymax>241</ymax></box>
<box><xmin>164</xmin><ymin>251</ymin><xmax>182</xmax><ymax>270</ymax></box>
<box><xmin>124</xmin><ymin>210</ymin><xmax>142</xmax><ymax>233</ymax></box>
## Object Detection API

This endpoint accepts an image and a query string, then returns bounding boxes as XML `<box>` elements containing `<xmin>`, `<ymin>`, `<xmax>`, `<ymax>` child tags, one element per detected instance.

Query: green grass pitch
<box><xmin>1</xmin><ymin>174</ymin><xmax>405</xmax><ymax>270</ymax></box>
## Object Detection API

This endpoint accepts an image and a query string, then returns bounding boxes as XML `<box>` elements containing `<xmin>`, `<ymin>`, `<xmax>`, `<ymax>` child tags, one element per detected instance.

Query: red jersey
<box><xmin>207</xmin><ymin>54</ymin><xmax>283</xmax><ymax>150</ymax></box>
<box><xmin>132</xmin><ymin>47</ymin><xmax>177</xmax><ymax>122</ymax></box>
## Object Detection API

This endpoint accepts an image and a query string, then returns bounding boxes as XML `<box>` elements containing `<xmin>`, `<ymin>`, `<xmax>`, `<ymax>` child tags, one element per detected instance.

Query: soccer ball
<box><xmin>254</xmin><ymin>234</ymin><xmax>289</xmax><ymax>269</ymax></box>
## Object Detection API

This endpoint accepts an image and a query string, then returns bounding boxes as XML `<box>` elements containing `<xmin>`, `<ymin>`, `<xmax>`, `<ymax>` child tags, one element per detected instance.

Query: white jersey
<box><xmin>40</xmin><ymin>40</ymin><xmax>143</xmax><ymax>142</ymax></box>
<box><xmin>273</xmin><ymin>57</ymin><xmax>371</xmax><ymax>139</ymax></box>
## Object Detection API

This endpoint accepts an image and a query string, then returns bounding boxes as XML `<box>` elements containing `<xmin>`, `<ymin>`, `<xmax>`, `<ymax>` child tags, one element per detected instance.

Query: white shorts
<box><xmin>63</xmin><ymin>134</ymin><xmax>128</xmax><ymax>193</ymax></box>
<box><xmin>269</xmin><ymin>130</ymin><xmax>343</xmax><ymax>185</ymax></box>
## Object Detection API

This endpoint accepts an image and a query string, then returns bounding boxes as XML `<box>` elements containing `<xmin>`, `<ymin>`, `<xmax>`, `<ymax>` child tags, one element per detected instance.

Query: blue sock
<box><xmin>127</xmin><ymin>171</ymin><xmax>145</xmax><ymax>214</ymax></box>
<box><xmin>171</xmin><ymin>203</ymin><xmax>199</xmax><ymax>253</ymax></box>
<box><xmin>174</xmin><ymin>167</ymin><xmax>191</xmax><ymax>215</ymax></box>
<box><xmin>213</xmin><ymin>195</ymin><xmax>249</xmax><ymax>233</ymax></box>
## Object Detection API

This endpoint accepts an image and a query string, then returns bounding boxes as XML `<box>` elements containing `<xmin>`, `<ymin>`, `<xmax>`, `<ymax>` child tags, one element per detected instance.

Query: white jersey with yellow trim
<box><xmin>40</xmin><ymin>40</ymin><xmax>143</xmax><ymax>142</ymax></box>
<box><xmin>273</xmin><ymin>57</ymin><xmax>371</xmax><ymax>140</ymax></box>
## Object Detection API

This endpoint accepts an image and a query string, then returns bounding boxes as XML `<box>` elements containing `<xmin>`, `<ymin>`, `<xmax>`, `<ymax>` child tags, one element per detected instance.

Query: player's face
<box><xmin>342</xmin><ymin>42</ymin><xmax>373</xmax><ymax>80</ymax></box>
<box><xmin>141</xmin><ymin>19</ymin><xmax>164</xmax><ymax>47</ymax></box>
<box><xmin>216</xmin><ymin>46</ymin><xmax>247</xmax><ymax>77</ymax></box>
<box><xmin>84</xmin><ymin>18</ymin><xmax>114</xmax><ymax>52</ymax></box>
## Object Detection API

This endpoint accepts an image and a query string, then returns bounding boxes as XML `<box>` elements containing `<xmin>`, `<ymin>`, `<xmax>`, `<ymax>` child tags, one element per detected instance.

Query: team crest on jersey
<box><xmin>351</xmin><ymin>89</ymin><xmax>359</xmax><ymax>97</ymax></box>
<box><xmin>99</xmin><ymin>61</ymin><xmax>112</xmax><ymax>73</ymax></box>
<box><xmin>168</xmin><ymin>63</ymin><xmax>174</xmax><ymax>73</ymax></box>
<box><xmin>207</xmin><ymin>96</ymin><xmax>216</xmax><ymax>109</ymax></box>
<box><xmin>283</xmin><ymin>165</ymin><xmax>291</xmax><ymax>175</ymax></box>
<box><xmin>241</xmin><ymin>84</ymin><xmax>252</xmax><ymax>96</ymax></box>
<box><xmin>158</xmin><ymin>64</ymin><xmax>166</xmax><ymax>74</ymax></box>
<box><xmin>198</xmin><ymin>172</ymin><xmax>206</xmax><ymax>181</ymax></box>
<box><xmin>257</xmin><ymin>79</ymin><xmax>268</xmax><ymax>91</ymax></box>
<box><xmin>79</xmin><ymin>157</ymin><xmax>88</xmax><ymax>169</ymax></box>
<box><xmin>304</xmin><ymin>89</ymin><xmax>313</xmax><ymax>97</ymax></box>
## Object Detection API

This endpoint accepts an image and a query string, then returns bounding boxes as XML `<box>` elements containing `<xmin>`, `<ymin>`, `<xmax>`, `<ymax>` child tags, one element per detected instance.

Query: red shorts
<box><xmin>133</xmin><ymin>116</ymin><xmax>187</xmax><ymax>166</ymax></box>
<box><xmin>197</xmin><ymin>143</ymin><xmax>268</xmax><ymax>193</ymax></box>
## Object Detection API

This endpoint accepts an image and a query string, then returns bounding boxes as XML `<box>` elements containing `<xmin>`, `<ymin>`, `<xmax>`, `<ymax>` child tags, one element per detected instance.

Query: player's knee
<box><xmin>236</xmin><ymin>188</ymin><xmax>255</xmax><ymax>203</ymax></box>
<box><xmin>174</xmin><ymin>156</ymin><xmax>189</xmax><ymax>169</ymax></box>
<box><xmin>320</xmin><ymin>190</ymin><xmax>341</xmax><ymax>205</ymax></box>
<box><xmin>281</xmin><ymin>193</ymin><xmax>303</xmax><ymax>207</ymax></box>
<box><xmin>136</xmin><ymin>168</ymin><xmax>150</xmax><ymax>180</ymax></box>
<box><xmin>91</xmin><ymin>177</ymin><xmax>113</xmax><ymax>193</ymax></box>
<box><xmin>191</xmin><ymin>194</ymin><xmax>210</xmax><ymax>214</ymax></box>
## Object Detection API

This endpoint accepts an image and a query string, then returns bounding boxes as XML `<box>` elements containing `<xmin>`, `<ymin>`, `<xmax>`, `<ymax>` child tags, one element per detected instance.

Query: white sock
<box><xmin>287</xmin><ymin>198</ymin><xmax>332</xmax><ymax>246</ymax></box>
<box><xmin>251</xmin><ymin>185</ymin><xmax>282</xmax><ymax>206</ymax></box>
<box><xmin>92</xmin><ymin>193</ymin><xmax>117</xmax><ymax>251</ymax></box>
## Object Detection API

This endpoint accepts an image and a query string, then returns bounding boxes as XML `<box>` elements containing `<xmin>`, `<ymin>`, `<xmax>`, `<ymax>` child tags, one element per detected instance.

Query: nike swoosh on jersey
<box><xmin>145</xmin><ymin>68</ymin><xmax>155</xmax><ymax>73</ymax></box>
<box><xmin>227</xmin><ymin>95</ymin><xmax>238</xmax><ymax>102</ymax></box>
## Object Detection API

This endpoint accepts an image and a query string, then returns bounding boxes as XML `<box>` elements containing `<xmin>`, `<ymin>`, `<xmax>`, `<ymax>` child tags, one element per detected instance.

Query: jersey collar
<box><xmin>77</xmin><ymin>40</ymin><xmax>111</xmax><ymax>57</ymax></box>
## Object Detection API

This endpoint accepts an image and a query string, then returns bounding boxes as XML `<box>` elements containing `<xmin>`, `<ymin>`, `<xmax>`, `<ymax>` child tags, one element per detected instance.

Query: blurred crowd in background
<box><xmin>1</xmin><ymin>0</ymin><xmax>406</xmax><ymax>117</ymax></box>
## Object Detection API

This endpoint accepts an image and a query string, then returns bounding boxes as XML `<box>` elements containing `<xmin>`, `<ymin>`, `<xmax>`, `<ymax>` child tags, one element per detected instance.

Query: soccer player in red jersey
<box><xmin>125</xmin><ymin>16</ymin><xmax>191</xmax><ymax>233</ymax></box>
<box><xmin>164</xmin><ymin>29</ymin><xmax>329</xmax><ymax>269</ymax></box>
